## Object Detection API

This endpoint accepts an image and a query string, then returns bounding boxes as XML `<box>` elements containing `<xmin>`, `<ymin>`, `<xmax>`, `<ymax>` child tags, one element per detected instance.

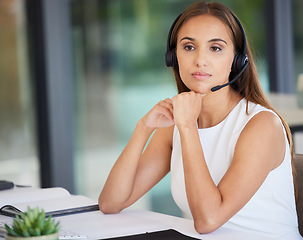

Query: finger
<box><xmin>163</xmin><ymin>98</ymin><xmax>173</xmax><ymax>104</ymax></box>
<box><xmin>163</xmin><ymin>98</ymin><xmax>174</xmax><ymax>110</ymax></box>
<box><xmin>156</xmin><ymin>104</ymin><xmax>174</xmax><ymax>121</ymax></box>
<box><xmin>158</xmin><ymin>100</ymin><xmax>173</xmax><ymax>113</ymax></box>
<box><xmin>189</xmin><ymin>91</ymin><xmax>203</xmax><ymax>100</ymax></box>
<box><xmin>190</xmin><ymin>91</ymin><xmax>206</xmax><ymax>98</ymax></box>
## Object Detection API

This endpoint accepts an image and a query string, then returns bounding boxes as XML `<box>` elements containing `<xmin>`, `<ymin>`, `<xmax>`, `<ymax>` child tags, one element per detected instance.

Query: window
<box><xmin>0</xmin><ymin>0</ymin><xmax>39</xmax><ymax>186</ymax></box>
<box><xmin>293</xmin><ymin>0</ymin><xmax>303</xmax><ymax>91</ymax></box>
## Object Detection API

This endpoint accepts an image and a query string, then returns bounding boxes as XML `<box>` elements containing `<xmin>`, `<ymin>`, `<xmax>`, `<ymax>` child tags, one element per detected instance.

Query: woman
<box><xmin>99</xmin><ymin>1</ymin><xmax>301</xmax><ymax>238</ymax></box>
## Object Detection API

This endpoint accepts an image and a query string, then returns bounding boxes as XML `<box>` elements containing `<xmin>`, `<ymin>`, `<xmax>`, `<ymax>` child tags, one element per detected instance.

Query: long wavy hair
<box><xmin>169</xmin><ymin>0</ymin><xmax>296</xmax><ymax>198</ymax></box>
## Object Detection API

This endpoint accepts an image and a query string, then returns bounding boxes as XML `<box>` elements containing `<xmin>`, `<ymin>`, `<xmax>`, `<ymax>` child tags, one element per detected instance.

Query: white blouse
<box><xmin>171</xmin><ymin>98</ymin><xmax>302</xmax><ymax>239</ymax></box>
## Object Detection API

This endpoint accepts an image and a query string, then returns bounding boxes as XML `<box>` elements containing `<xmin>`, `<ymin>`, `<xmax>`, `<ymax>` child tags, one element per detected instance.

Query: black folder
<box><xmin>100</xmin><ymin>229</ymin><xmax>201</xmax><ymax>240</ymax></box>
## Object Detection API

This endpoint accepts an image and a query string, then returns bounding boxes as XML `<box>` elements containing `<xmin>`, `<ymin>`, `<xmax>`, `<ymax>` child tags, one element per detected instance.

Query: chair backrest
<box><xmin>294</xmin><ymin>153</ymin><xmax>303</xmax><ymax>236</ymax></box>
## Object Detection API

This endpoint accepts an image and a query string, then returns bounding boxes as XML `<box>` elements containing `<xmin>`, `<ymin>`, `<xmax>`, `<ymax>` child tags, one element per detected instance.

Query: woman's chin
<box><xmin>191</xmin><ymin>88</ymin><xmax>210</xmax><ymax>95</ymax></box>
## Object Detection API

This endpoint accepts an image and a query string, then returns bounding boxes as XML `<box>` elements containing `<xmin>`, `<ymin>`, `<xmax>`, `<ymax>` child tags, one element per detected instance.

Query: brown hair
<box><xmin>169</xmin><ymin>1</ymin><xmax>296</xmax><ymax>198</ymax></box>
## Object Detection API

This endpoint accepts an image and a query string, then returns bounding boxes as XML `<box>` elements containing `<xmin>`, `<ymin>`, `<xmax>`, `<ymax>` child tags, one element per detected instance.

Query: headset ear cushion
<box><xmin>232</xmin><ymin>53</ymin><xmax>240</xmax><ymax>73</ymax></box>
<box><xmin>172</xmin><ymin>49</ymin><xmax>178</xmax><ymax>69</ymax></box>
<box><xmin>239</xmin><ymin>54</ymin><xmax>249</xmax><ymax>69</ymax></box>
<box><xmin>232</xmin><ymin>53</ymin><xmax>248</xmax><ymax>73</ymax></box>
<box><xmin>165</xmin><ymin>50</ymin><xmax>173</xmax><ymax>67</ymax></box>
<box><xmin>165</xmin><ymin>49</ymin><xmax>179</xmax><ymax>69</ymax></box>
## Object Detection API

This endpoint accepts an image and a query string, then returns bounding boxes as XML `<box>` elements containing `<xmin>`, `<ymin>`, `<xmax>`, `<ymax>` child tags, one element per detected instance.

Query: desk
<box><xmin>1</xmin><ymin>209</ymin><xmax>273</xmax><ymax>240</ymax></box>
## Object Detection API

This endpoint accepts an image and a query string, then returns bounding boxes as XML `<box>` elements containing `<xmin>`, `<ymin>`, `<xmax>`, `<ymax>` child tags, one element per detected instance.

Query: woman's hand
<box><xmin>172</xmin><ymin>91</ymin><xmax>203</xmax><ymax>129</ymax></box>
<box><xmin>141</xmin><ymin>98</ymin><xmax>174</xmax><ymax>129</ymax></box>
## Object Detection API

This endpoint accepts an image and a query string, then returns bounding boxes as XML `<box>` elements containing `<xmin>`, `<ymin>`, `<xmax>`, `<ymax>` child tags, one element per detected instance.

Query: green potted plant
<box><xmin>4</xmin><ymin>207</ymin><xmax>60</xmax><ymax>240</ymax></box>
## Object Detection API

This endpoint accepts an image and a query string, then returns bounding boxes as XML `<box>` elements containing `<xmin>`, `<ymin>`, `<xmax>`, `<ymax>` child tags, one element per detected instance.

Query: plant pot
<box><xmin>5</xmin><ymin>233</ymin><xmax>59</xmax><ymax>240</ymax></box>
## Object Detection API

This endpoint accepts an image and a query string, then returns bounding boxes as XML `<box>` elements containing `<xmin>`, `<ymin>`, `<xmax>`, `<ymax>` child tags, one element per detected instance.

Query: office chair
<box><xmin>294</xmin><ymin>153</ymin><xmax>303</xmax><ymax>236</ymax></box>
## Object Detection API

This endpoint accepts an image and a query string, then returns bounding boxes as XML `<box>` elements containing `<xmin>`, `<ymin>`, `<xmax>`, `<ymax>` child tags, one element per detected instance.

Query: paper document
<box><xmin>0</xmin><ymin>187</ymin><xmax>98</xmax><ymax>218</ymax></box>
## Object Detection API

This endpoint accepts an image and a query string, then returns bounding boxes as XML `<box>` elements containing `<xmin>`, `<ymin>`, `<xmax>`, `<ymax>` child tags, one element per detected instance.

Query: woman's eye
<box><xmin>184</xmin><ymin>45</ymin><xmax>195</xmax><ymax>51</ymax></box>
<box><xmin>211</xmin><ymin>46</ymin><xmax>222</xmax><ymax>52</ymax></box>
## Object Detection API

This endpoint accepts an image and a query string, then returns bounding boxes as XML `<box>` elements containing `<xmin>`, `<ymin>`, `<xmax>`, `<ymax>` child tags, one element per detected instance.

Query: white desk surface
<box><xmin>0</xmin><ymin>187</ymin><xmax>275</xmax><ymax>240</ymax></box>
<box><xmin>0</xmin><ymin>209</ymin><xmax>273</xmax><ymax>240</ymax></box>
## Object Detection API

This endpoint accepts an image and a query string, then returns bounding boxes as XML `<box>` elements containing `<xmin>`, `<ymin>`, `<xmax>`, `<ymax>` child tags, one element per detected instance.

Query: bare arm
<box><xmin>99</xmin><ymin>99</ymin><xmax>174</xmax><ymax>214</ymax></box>
<box><xmin>173</xmin><ymin>93</ymin><xmax>285</xmax><ymax>233</ymax></box>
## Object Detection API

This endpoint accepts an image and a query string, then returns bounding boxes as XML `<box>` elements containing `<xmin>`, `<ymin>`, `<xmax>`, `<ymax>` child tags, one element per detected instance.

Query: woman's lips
<box><xmin>192</xmin><ymin>71</ymin><xmax>211</xmax><ymax>80</ymax></box>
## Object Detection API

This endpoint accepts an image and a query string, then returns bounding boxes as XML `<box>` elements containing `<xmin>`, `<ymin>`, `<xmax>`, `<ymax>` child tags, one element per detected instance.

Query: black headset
<box><xmin>165</xmin><ymin>11</ymin><xmax>249</xmax><ymax>92</ymax></box>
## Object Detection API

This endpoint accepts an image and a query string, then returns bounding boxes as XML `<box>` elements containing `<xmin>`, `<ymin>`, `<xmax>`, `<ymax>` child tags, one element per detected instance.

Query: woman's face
<box><xmin>176</xmin><ymin>14</ymin><xmax>235</xmax><ymax>94</ymax></box>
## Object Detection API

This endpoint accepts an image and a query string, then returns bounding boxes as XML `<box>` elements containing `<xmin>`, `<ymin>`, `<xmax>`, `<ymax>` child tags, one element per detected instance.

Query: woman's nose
<box><xmin>194</xmin><ymin>49</ymin><xmax>208</xmax><ymax>67</ymax></box>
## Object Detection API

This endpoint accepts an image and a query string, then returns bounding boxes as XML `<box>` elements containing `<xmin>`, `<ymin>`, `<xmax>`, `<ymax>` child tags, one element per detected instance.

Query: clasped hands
<box><xmin>142</xmin><ymin>91</ymin><xmax>204</xmax><ymax>130</ymax></box>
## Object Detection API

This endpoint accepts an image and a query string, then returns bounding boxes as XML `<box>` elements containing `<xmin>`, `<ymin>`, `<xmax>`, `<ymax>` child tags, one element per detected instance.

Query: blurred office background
<box><xmin>1</xmin><ymin>0</ymin><xmax>303</xmax><ymax>217</ymax></box>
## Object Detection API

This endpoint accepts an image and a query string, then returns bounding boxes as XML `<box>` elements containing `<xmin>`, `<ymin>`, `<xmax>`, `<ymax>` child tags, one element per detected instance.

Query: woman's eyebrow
<box><xmin>208</xmin><ymin>38</ymin><xmax>227</xmax><ymax>45</ymax></box>
<box><xmin>179</xmin><ymin>37</ymin><xmax>228</xmax><ymax>45</ymax></box>
<box><xmin>180</xmin><ymin>37</ymin><xmax>195</xmax><ymax>42</ymax></box>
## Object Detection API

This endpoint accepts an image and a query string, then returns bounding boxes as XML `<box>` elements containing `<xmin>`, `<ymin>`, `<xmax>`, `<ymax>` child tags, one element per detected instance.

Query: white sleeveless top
<box><xmin>171</xmin><ymin>98</ymin><xmax>302</xmax><ymax>239</ymax></box>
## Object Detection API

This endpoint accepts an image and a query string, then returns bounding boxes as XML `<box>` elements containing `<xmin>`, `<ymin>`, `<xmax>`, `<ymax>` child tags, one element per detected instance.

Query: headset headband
<box><xmin>230</xmin><ymin>11</ymin><xmax>247</xmax><ymax>56</ymax></box>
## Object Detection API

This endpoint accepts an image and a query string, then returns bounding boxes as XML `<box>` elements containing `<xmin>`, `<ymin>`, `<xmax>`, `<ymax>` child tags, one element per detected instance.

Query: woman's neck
<box><xmin>197</xmin><ymin>88</ymin><xmax>242</xmax><ymax>129</ymax></box>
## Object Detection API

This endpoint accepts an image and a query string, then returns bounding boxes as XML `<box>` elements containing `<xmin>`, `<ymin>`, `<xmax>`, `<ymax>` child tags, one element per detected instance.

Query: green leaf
<box><xmin>32</xmin><ymin>207</ymin><xmax>39</xmax><ymax>219</ymax></box>
<box><xmin>54</xmin><ymin>221</ymin><xmax>60</xmax><ymax>232</ymax></box>
<box><xmin>42</xmin><ymin>227</ymin><xmax>55</xmax><ymax>235</ymax></box>
<box><xmin>35</xmin><ymin>227</ymin><xmax>41</xmax><ymax>236</ymax></box>
<box><xmin>12</xmin><ymin>225</ymin><xmax>23</xmax><ymax>236</ymax></box>
<box><xmin>28</xmin><ymin>228</ymin><xmax>38</xmax><ymax>236</ymax></box>
<box><xmin>23</xmin><ymin>215</ymin><xmax>32</xmax><ymax>228</ymax></box>
<box><xmin>14</xmin><ymin>216</ymin><xmax>22</xmax><ymax>228</ymax></box>
<box><xmin>5</xmin><ymin>224</ymin><xmax>21</xmax><ymax>237</ymax></box>
<box><xmin>27</xmin><ymin>208</ymin><xmax>35</xmax><ymax>223</ymax></box>
<box><xmin>21</xmin><ymin>229</ymin><xmax>31</xmax><ymax>238</ymax></box>
<box><xmin>7</xmin><ymin>228</ymin><xmax>22</xmax><ymax>237</ymax></box>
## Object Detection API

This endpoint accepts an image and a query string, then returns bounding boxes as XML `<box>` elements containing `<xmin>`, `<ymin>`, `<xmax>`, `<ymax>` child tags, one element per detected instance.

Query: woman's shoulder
<box><xmin>247</xmin><ymin>110</ymin><xmax>283</xmax><ymax>132</ymax></box>
<box><xmin>244</xmin><ymin>100</ymin><xmax>282</xmax><ymax>130</ymax></box>
<box><xmin>242</xmin><ymin>109</ymin><xmax>285</xmax><ymax>152</ymax></box>
<box><xmin>241</xmin><ymin>98</ymin><xmax>283</xmax><ymax>134</ymax></box>
<box><xmin>236</xmin><ymin>108</ymin><xmax>286</xmax><ymax>169</ymax></box>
